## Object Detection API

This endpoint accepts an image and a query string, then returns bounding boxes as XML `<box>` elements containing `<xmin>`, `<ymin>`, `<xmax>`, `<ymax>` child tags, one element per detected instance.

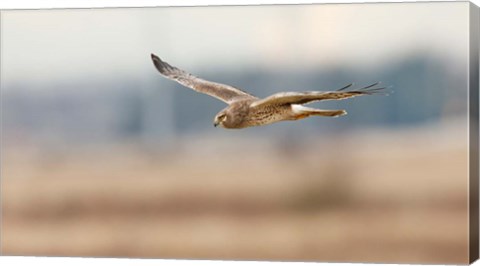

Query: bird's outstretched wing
<box><xmin>250</xmin><ymin>83</ymin><xmax>388</xmax><ymax>108</ymax></box>
<box><xmin>151</xmin><ymin>54</ymin><xmax>256</xmax><ymax>104</ymax></box>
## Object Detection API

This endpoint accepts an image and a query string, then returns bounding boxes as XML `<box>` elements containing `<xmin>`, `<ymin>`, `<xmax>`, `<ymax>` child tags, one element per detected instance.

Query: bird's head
<box><xmin>213</xmin><ymin>111</ymin><xmax>228</xmax><ymax>128</ymax></box>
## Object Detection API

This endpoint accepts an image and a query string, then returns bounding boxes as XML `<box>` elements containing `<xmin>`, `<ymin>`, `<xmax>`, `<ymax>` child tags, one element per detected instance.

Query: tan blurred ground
<box><xmin>1</xmin><ymin>124</ymin><xmax>470</xmax><ymax>264</ymax></box>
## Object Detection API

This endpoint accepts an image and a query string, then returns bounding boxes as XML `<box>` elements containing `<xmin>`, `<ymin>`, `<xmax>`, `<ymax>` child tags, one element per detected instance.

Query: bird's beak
<box><xmin>213</xmin><ymin>122</ymin><xmax>219</xmax><ymax>127</ymax></box>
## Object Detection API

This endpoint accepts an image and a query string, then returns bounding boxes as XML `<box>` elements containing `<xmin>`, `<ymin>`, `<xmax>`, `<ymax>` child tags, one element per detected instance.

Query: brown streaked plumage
<box><xmin>151</xmin><ymin>53</ymin><xmax>388</xmax><ymax>129</ymax></box>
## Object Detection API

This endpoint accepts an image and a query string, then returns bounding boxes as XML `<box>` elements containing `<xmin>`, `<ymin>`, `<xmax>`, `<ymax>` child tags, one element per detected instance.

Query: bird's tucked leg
<box><xmin>291</xmin><ymin>105</ymin><xmax>346</xmax><ymax>120</ymax></box>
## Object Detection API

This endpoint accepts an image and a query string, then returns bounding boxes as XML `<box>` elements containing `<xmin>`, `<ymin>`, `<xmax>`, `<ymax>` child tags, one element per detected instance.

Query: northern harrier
<box><xmin>151</xmin><ymin>54</ymin><xmax>387</xmax><ymax>129</ymax></box>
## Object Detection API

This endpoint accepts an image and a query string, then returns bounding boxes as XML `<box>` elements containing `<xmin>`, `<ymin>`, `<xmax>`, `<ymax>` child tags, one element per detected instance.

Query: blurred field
<box><xmin>1</xmin><ymin>123</ymin><xmax>469</xmax><ymax>264</ymax></box>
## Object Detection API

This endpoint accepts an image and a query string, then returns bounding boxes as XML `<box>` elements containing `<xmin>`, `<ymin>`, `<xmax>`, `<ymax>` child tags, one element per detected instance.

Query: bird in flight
<box><xmin>151</xmin><ymin>54</ymin><xmax>387</xmax><ymax>129</ymax></box>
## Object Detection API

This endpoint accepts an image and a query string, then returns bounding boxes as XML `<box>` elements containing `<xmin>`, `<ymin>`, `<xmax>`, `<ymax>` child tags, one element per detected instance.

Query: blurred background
<box><xmin>0</xmin><ymin>2</ymin><xmax>471</xmax><ymax>264</ymax></box>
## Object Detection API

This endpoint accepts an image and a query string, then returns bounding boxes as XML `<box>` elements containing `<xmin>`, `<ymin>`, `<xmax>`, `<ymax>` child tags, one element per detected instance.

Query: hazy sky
<box><xmin>1</xmin><ymin>2</ymin><xmax>469</xmax><ymax>86</ymax></box>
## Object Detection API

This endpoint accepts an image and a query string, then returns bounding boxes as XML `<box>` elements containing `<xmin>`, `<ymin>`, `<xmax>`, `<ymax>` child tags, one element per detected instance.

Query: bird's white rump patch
<box><xmin>291</xmin><ymin>104</ymin><xmax>313</xmax><ymax>114</ymax></box>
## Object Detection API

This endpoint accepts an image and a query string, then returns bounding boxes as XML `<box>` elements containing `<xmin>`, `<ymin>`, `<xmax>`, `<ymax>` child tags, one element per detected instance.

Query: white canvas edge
<box><xmin>3</xmin><ymin>256</ymin><xmax>475</xmax><ymax>266</ymax></box>
<box><xmin>0</xmin><ymin>0</ymin><xmax>478</xmax><ymax>10</ymax></box>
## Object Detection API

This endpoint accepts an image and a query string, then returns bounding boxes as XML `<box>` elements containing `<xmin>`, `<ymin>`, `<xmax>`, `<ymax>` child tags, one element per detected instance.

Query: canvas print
<box><xmin>1</xmin><ymin>2</ymin><xmax>478</xmax><ymax>264</ymax></box>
